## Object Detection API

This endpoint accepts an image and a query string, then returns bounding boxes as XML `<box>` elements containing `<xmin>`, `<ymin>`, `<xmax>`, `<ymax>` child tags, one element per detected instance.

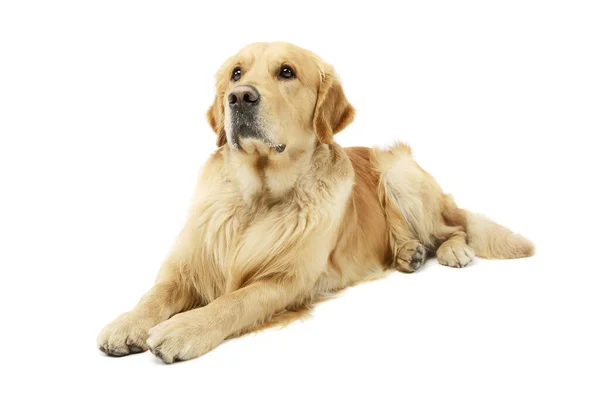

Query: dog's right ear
<box><xmin>207</xmin><ymin>93</ymin><xmax>227</xmax><ymax>147</ymax></box>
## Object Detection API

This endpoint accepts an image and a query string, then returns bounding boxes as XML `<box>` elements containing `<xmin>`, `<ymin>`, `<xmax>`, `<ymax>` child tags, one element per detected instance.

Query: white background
<box><xmin>1</xmin><ymin>1</ymin><xmax>599</xmax><ymax>399</ymax></box>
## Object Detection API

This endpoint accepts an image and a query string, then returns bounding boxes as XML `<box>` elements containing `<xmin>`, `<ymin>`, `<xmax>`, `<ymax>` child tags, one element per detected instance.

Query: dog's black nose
<box><xmin>228</xmin><ymin>85</ymin><xmax>260</xmax><ymax>108</ymax></box>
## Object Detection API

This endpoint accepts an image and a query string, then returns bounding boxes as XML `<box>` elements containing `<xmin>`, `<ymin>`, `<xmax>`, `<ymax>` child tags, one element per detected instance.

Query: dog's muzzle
<box><xmin>227</xmin><ymin>85</ymin><xmax>286</xmax><ymax>152</ymax></box>
<box><xmin>228</xmin><ymin>85</ymin><xmax>261</xmax><ymax>139</ymax></box>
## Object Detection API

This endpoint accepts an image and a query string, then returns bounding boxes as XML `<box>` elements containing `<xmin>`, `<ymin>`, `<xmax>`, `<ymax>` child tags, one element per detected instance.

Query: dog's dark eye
<box><xmin>231</xmin><ymin>67</ymin><xmax>242</xmax><ymax>82</ymax></box>
<box><xmin>279</xmin><ymin>66</ymin><xmax>296</xmax><ymax>80</ymax></box>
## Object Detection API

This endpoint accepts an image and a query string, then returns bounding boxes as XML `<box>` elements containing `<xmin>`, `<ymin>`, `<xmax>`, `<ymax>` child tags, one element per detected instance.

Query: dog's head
<box><xmin>207</xmin><ymin>42</ymin><xmax>354</xmax><ymax>154</ymax></box>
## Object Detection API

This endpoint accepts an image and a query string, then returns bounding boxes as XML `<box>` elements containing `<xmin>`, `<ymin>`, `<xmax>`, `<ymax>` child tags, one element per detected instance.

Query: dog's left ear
<box><xmin>313</xmin><ymin>63</ymin><xmax>355</xmax><ymax>144</ymax></box>
<box><xmin>207</xmin><ymin>93</ymin><xmax>227</xmax><ymax>147</ymax></box>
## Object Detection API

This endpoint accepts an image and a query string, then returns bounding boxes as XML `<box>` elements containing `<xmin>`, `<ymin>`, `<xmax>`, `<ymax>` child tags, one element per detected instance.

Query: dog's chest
<box><xmin>190</xmin><ymin>145</ymin><xmax>355</xmax><ymax>290</ymax></box>
<box><xmin>195</xmin><ymin>184</ymin><xmax>295</xmax><ymax>256</ymax></box>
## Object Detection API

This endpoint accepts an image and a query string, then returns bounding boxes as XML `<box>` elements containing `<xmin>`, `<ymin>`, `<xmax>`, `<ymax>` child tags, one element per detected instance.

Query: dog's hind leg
<box><xmin>371</xmin><ymin>143</ymin><xmax>429</xmax><ymax>272</ymax></box>
<box><xmin>394</xmin><ymin>238</ymin><xmax>427</xmax><ymax>272</ymax></box>
<box><xmin>385</xmin><ymin>197</ymin><xmax>426</xmax><ymax>272</ymax></box>
<box><xmin>436</xmin><ymin>229</ymin><xmax>475</xmax><ymax>268</ymax></box>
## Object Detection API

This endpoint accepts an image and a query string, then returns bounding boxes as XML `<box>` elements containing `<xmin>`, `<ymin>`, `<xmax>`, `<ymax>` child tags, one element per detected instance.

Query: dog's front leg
<box><xmin>146</xmin><ymin>279</ymin><xmax>304</xmax><ymax>363</ymax></box>
<box><xmin>97</xmin><ymin>272</ymin><xmax>195</xmax><ymax>357</ymax></box>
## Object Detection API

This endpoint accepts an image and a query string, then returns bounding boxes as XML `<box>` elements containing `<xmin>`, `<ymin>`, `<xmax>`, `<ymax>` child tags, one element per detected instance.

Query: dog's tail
<box><xmin>464</xmin><ymin>210</ymin><xmax>534</xmax><ymax>259</ymax></box>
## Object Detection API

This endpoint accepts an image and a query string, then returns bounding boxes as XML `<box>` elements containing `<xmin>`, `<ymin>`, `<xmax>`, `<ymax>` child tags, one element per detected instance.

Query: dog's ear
<box><xmin>312</xmin><ymin>63</ymin><xmax>355</xmax><ymax>144</ymax></box>
<box><xmin>207</xmin><ymin>93</ymin><xmax>227</xmax><ymax>147</ymax></box>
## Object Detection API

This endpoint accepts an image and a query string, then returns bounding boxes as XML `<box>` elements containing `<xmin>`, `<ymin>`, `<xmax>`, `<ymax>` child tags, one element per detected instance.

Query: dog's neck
<box><xmin>223</xmin><ymin>142</ymin><xmax>316</xmax><ymax>203</ymax></box>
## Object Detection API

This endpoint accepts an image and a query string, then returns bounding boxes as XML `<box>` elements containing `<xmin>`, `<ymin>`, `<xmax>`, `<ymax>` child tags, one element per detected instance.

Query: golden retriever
<box><xmin>98</xmin><ymin>42</ymin><xmax>534</xmax><ymax>363</ymax></box>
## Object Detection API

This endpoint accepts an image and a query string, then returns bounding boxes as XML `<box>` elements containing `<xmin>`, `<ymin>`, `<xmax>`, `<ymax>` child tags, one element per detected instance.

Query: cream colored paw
<box><xmin>146</xmin><ymin>312</ymin><xmax>225</xmax><ymax>364</ymax></box>
<box><xmin>97</xmin><ymin>312</ymin><xmax>154</xmax><ymax>357</ymax></box>
<box><xmin>394</xmin><ymin>240</ymin><xmax>427</xmax><ymax>273</ymax></box>
<box><xmin>437</xmin><ymin>244</ymin><xmax>475</xmax><ymax>268</ymax></box>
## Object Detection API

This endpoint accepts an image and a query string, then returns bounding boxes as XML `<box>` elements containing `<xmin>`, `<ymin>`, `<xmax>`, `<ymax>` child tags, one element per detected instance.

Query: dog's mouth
<box><xmin>230</xmin><ymin>123</ymin><xmax>286</xmax><ymax>153</ymax></box>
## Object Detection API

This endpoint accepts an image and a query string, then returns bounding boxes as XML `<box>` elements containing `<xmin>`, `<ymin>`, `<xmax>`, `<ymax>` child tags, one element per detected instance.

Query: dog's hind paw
<box><xmin>394</xmin><ymin>240</ymin><xmax>426</xmax><ymax>273</ymax></box>
<box><xmin>437</xmin><ymin>244</ymin><xmax>475</xmax><ymax>268</ymax></box>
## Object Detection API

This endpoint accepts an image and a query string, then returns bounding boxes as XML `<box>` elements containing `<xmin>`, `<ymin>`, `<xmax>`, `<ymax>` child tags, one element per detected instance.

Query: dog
<box><xmin>98</xmin><ymin>42</ymin><xmax>534</xmax><ymax>363</ymax></box>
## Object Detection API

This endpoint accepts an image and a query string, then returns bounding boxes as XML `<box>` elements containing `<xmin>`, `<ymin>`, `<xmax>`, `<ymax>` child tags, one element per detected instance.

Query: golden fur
<box><xmin>98</xmin><ymin>42</ymin><xmax>534</xmax><ymax>363</ymax></box>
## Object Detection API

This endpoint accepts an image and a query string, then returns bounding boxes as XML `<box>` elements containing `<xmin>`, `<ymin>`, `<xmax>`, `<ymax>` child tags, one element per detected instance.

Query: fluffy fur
<box><xmin>98</xmin><ymin>42</ymin><xmax>534</xmax><ymax>363</ymax></box>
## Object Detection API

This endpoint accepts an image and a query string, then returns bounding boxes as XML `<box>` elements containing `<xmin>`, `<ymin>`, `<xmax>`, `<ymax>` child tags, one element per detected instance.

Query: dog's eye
<box><xmin>231</xmin><ymin>67</ymin><xmax>242</xmax><ymax>82</ymax></box>
<box><xmin>279</xmin><ymin>66</ymin><xmax>296</xmax><ymax>80</ymax></box>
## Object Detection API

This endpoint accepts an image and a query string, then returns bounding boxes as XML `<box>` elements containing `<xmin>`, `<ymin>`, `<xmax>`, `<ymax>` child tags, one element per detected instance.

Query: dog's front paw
<box><xmin>437</xmin><ymin>244</ymin><xmax>475</xmax><ymax>268</ymax></box>
<box><xmin>147</xmin><ymin>312</ymin><xmax>225</xmax><ymax>364</ymax></box>
<box><xmin>97</xmin><ymin>312</ymin><xmax>154</xmax><ymax>357</ymax></box>
<box><xmin>394</xmin><ymin>240</ymin><xmax>427</xmax><ymax>272</ymax></box>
